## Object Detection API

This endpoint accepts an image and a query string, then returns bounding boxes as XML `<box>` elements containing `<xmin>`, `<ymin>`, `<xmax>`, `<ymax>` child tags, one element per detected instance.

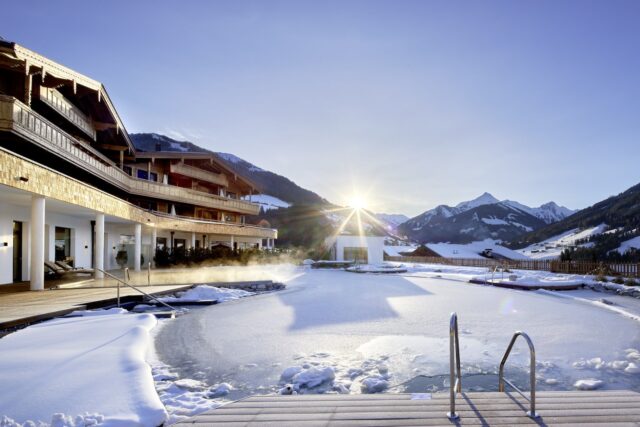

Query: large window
<box><xmin>55</xmin><ymin>227</ymin><xmax>71</xmax><ymax>262</ymax></box>
<box><xmin>343</xmin><ymin>247</ymin><xmax>368</xmax><ymax>263</ymax></box>
<box><xmin>137</xmin><ymin>169</ymin><xmax>149</xmax><ymax>180</ymax></box>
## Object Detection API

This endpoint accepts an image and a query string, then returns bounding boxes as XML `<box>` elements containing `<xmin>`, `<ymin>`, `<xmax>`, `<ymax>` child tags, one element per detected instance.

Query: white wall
<box><xmin>0</xmin><ymin>203</ymin><xmax>93</xmax><ymax>285</ymax></box>
<box><xmin>327</xmin><ymin>235</ymin><xmax>386</xmax><ymax>265</ymax></box>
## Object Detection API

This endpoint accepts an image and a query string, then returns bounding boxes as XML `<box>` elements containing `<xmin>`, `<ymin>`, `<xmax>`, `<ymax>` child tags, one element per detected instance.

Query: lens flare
<box><xmin>348</xmin><ymin>196</ymin><xmax>367</xmax><ymax>210</ymax></box>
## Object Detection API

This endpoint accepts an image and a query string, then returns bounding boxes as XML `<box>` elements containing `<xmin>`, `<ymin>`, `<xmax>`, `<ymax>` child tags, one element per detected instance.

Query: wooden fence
<box><xmin>385</xmin><ymin>255</ymin><xmax>640</xmax><ymax>277</ymax></box>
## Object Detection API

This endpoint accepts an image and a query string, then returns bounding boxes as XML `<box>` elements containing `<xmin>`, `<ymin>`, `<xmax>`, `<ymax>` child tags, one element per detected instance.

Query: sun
<box><xmin>348</xmin><ymin>195</ymin><xmax>367</xmax><ymax>211</ymax></box>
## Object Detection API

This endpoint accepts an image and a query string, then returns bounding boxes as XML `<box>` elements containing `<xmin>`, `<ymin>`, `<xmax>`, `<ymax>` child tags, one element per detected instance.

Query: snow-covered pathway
<box><xmin>156</xmin><ymin>268</ymin><xmax>640</xmax><ymax>403</ymax></box>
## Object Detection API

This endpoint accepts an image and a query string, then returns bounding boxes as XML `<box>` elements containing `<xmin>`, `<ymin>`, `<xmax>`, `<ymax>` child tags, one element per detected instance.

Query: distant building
<box><xmin>324</xmin><ymin>234</ymin><xmax>385</xmax><ymax>264</ymax></box>
<box><xmin>0</xmin><ymin>40</ymin><xmax>277</xmax><ymax>288</ymax></box>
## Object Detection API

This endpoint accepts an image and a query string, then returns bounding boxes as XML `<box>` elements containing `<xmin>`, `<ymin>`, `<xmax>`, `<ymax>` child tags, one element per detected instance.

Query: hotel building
<box><xmin>0</xmin><ymin>40</ymin><xmax>277</xmax><ymax>289</ymax></box>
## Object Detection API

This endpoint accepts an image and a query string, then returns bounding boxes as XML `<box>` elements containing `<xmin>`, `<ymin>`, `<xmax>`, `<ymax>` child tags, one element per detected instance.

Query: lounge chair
<box><xmin>55</xmin><ymin>260</ymin><xmax>94</xmax><ymax>274</ymax></box>
<box><xmin>44</xmin><ymin>261</ymin><xmax>90</xmax><ymax>278</ymax></box>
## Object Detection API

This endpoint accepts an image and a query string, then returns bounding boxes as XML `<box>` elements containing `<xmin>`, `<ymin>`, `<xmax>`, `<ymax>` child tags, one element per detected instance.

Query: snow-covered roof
<box><xmin>426</xmin><ymin>239</ymin><xmax>529</xmax><ymax>260</ymax></box>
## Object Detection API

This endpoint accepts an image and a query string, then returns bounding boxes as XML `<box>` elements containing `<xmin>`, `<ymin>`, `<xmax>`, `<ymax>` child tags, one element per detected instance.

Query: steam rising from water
<box><xmin>126</xmin><ymin>262</ymin><xmax>302</xmax><ymax>287</ymax></box>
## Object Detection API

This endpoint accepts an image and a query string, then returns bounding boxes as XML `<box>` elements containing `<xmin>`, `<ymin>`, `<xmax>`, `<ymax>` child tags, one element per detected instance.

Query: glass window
<box><xmin>123</xmin><ymin>166</ymin><xmax>132</xmax><ymax>176</ymax></box>
<box><xmin>137</xmin><ymin>169</ymin><xmax>149</xmax><ymax>180</ymax></box>
<box><xmin>55</xmin><ymin>227</ymin><xmax>71</xmax><ymax>262</ymax></box>
<box><xmin>150</xmin><ymin>172</ymin><xmax>158</xmax><ymax>182</ymax></box>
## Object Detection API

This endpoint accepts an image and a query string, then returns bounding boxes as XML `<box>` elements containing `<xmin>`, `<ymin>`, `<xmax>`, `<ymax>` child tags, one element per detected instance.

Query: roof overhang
<box><xmin>0</xmin><ymin>41</ymin><xmax>134</xmax><ymax>152</ymax></box>
<box><xmin>134</xmin><ymin>151</ymin><xmax>260</xmax><ymax>191</ymax></box>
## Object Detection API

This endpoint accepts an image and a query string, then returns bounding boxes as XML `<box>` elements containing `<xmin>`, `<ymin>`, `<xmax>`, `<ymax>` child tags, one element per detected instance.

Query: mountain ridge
<box><xmin>130</xmin><ymin>133</ymin><xmax>327</xmax><ymax>206</ymax></box>
<box><xmin>399</xmin><ymin>192</ymin><xmax>574</xmax><ymax>244</ymax></box>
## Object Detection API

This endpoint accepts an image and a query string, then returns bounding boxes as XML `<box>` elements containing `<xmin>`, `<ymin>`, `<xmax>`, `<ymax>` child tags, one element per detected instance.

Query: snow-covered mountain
<box><xmin>502</xmin><ymin>200</ymin><xmax>574</xmax><ymax>224</ymax></box>
<box><xmin>242</xmin><ymin>194</ymin><xmax>291</xmax><ymax>211</ymax></box>
<box><xmin>454</xmin><ymin>192</ymin><xmax>500</xmax><ymax>212</ymax></box>
<box><xmin>398</xmin><ymin>193</ymin><xmax>574</xmax><ymax>244</ymax></box>
<box><xmin>375</xmin><ymin>213</ymin><xmax>410</xmax><ymax>228</ymax></box>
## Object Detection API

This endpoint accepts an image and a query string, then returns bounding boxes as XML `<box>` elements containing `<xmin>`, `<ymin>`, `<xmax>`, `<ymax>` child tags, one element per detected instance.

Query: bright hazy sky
<box><xmin>5</xmin><ymin>1</ymin><xmax>640</xmax><ymax>216</ymax></box>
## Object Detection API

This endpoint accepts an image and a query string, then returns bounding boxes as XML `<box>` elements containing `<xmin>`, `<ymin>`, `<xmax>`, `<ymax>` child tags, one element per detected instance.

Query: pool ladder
<box><xmin>447</xmin><ymin>312</ymin><xmax>539</xmax><ymax>420</ymax></box>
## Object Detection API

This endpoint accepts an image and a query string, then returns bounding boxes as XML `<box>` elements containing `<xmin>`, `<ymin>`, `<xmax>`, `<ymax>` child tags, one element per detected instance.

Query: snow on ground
<box><xmin>155</xmin><ymin>265</ymin><xmax>640</xmax><ymax>408</ymax></box>
<box><xmin>242</xmin><ymin>194</ymin><xmax>290</xmax><ymax>211</ymax></box>
<box><xmin>158</xmin><ymin>285</ymin><xmax>254</xmax><ymax>303</ymax></box>
<box><xmin>4</xmin><ymin>264</ymin><xmax>640</xmax><ymax>425</ymax></box>
<box><xmin>518</xmin><ymin>224</ymin><xmax>609</xmax><ymax>259</ymax></box>
<box><xmin>425</xmin><ymin>239</ymin><xmax>529</xmax><ymax>260</ymax></box>
<box><xmin>0</xmin><ymin>311</ymin><xmax>166</xmax><ymax>426</ymax></box>
<box><xmin>616</xmin><ymin>236</ymin><xmax>640</xmax><ymax>254</ymax></box>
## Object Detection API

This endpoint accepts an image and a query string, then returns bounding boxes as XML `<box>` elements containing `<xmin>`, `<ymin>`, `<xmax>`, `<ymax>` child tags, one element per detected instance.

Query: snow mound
<box><xmin>151</xmin><ymin>363</ymin><xmax>222</xmax><ymax>425</ymax></box>
<box><xmin>573</xmin><ymin>379</ymin><xmax>604</xmax><ymax>390</ymax></box>
<box><xmin>361</xmin><ymin>376</ymin><xmax>390</xmax><ymax>393</ymax></box>
<box><xmin>291</xmin><ymin>366</ymin><xmax>335</xmax><ymax>390</ymax></box>
<box><xmin>207</xmin><ymin>383</ymin><xmax>233</xmax><ymax>398</ymax></box>
<box><xmin>159</xmin><ymin>285</ymin><xmax>254</xmax><ymax>303</ymax></box>
<box><xmin>0</xmin><ymin>313</ymin><xmax>166</xmax><ymax>426</ymax></box>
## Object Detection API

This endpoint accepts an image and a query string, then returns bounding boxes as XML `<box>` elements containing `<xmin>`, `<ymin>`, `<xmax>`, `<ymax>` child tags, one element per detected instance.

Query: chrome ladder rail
<box><xmin>447</xmin><ymin>312</ymin><xmax>462</xmax><ymax>420</ymax></box>
<box><xmin>94</xmin><ymin>267</ymin><xmax>177</xmax><ymax>313</ymax></box>
<box><xmin>147</xmin><ymin>262</ymin><xmax>151</xmax><ymax>286</ymax></box>
<box><xmin>499</xmin><ymin>331</ymin><xmax>539</xmax><ymax>418</ymax></box>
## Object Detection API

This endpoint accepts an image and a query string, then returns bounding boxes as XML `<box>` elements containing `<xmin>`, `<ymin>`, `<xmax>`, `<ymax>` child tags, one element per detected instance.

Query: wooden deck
<box><xmin>175</xmin><ymin>390</ymin><xmax>640</xmax><ymax>426</ymax></box>
<box><xmin>0</xmin><ymin>281</ymin><xmax>193</xmax><ymax>329</ymax></box>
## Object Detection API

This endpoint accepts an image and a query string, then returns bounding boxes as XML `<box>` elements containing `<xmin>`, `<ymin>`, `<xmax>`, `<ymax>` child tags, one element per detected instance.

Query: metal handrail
<box><xmin>447</xmin><ymin>312</ymin><xmax>462</xmax><ymax>420</ymax></box>
<box><xmin>94</xmin><ymin>267</ymin><xmax>177</xmax><ymax>313</ymax></box>
<box><xmin>499</xmin><ymin>331</ymin><xmax>539</xmax><ymax>418</ymax></box>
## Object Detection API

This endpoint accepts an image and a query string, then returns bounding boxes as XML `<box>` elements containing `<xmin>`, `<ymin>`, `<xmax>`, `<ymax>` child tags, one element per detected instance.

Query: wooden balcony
<box><xmin>38</xmin><ymin>86</ymin><xmax>96</xmax><ymax>140</ymax></box>
<box><xmin>0</xmin><ymin>95</ymin><xmax>260</xmax><ymax>216</ymax></box>
<box><xmin>170</xmin><ymin>161</ymin><xmax>229</xmax><ymax>187</ymax></box>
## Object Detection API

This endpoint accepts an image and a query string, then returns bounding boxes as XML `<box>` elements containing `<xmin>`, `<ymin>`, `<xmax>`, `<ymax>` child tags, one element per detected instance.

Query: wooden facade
<box><xmin>0</xmin><ymin>40</ymin><xmax>267</xmax><ymax>232</ymax></box>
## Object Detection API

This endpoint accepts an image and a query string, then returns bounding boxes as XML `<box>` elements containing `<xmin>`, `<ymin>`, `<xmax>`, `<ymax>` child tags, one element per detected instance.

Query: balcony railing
<box><xmin>0</xmin><ymin>95</ymin><xmax>260</xmax><ymax>216</ymax></box>
<box><xmin>151</xmin><ymin>210</ymin><xmax>276</xmax><ymax>233</ymax></box>
<box><xmin>170</xmin><ymin>161</ymin><xmax>229</xmax><ymax>187</ymax></box>
<box><xmin>38</xmin><ymin>86</ymin><xmax>97</xmax><ymax>140</ymax></box>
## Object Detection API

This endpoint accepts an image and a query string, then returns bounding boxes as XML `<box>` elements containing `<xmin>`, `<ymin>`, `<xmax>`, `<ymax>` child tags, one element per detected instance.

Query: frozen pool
<box><xmin>154</xmin><ymin>266</ymin><xmax>640</xmax><ymax>401</ymax></box>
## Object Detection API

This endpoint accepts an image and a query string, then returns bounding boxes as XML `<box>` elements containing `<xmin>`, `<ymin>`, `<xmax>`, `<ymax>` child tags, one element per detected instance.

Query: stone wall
<box><xmin>0</xmin><ymin>148</ymin><xmax>276</xmax><ymax>239</ymax></box>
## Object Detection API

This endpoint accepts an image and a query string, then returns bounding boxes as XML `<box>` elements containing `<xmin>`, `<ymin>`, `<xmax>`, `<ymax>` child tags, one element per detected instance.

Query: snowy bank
<box><xmin>0</xmin><ymin>311</ymin><xmax>166</xmax><ymax>426</ymax></box>
<box><xmin>158</xmin><ymin>285</ymin><xmax>254</xmax><ymax>303</ymax></box>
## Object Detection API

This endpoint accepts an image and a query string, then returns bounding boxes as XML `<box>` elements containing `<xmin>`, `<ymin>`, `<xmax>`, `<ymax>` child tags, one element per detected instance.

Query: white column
<box><xmin>30</xmin><ymin>196</ymin><xmax>45</xmax><ymax>291</ymax></box>
<box><xmin>191</xmin><ymin>232</ymin><xmax>196</xmax><ymax>249</ymax></box>
<box><xmin>230</xmin><ymin>235</ymin><xmax>234</xmax><ymax>251</ymax></box>
<box><xmin>134</xmin><ymin>223</ymin><xmax>142</xmax><ymax>272</ymax></box>
<box><xmin>45</xmin><ymin>225</ymin><xmax>55</xmax><ymax>262</ymax></box>
<box><xmin>258</xmin><ymin>239</ymin><xmax>263</xmax><ymax>250</ymax></box>
<box><xmin>151</xmin><ymin>227</ymin><xmax>157</xmax><ymax>268</ymax></box>
<box><xmin>95</xmin><ymin>213</ymin><xmax>105</xmax><ymax>279</ymax></box>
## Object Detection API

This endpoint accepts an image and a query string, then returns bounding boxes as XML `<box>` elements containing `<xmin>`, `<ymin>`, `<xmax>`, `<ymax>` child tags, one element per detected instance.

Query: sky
<box><xmin>4</xmin><ymin>0</ymin><xmax>640</xmax><ymax>216</ymax></box>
